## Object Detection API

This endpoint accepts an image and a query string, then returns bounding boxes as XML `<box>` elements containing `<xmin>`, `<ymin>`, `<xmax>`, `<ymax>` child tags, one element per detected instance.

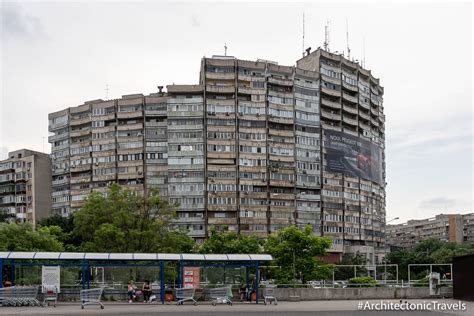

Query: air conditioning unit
<box><xmin>226</xmin><ymin>112</ymin><xmax>230</xmax><ymax>116</ymax></box>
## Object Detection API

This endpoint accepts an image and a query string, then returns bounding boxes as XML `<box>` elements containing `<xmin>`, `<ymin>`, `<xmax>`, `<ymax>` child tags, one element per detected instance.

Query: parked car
<box><xmin>307</xmin><ymin>280</ymin><xmax>323</xmax><ymax>288</ymax></box>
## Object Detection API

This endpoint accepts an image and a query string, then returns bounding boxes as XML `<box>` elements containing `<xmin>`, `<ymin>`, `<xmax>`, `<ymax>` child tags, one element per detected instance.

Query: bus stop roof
<box><xmin>0</xmin><ymin>252</ymin><xmax>273</xmax><ymax>261</ymax></box>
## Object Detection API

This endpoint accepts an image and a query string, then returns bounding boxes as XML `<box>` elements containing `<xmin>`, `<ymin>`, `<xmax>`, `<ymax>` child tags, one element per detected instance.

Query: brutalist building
<box><xmin>49</xmin><ymin>48</ymin><xmax>386</xmax><ymax>262</ymax></box>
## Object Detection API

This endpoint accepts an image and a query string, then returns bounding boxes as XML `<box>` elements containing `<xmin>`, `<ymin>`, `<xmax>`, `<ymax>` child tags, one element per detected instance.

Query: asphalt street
<box><xmin>0</xmin><ymin>300</ymin><xmax>471</xmax><ymax>316</ymax></box>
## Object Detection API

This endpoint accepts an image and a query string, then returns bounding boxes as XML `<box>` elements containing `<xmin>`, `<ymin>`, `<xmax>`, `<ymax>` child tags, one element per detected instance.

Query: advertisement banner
<box><xmin>183</xmin><ymin>267</ymin><xmax>200</xmax><ymax>289</ymax></box>
<box><xmin>42</xmin><ymin>265</ymin><xmax>60</xmax><ymax>293</ymax></box>
<box><xmin>324</xmin><ymin>130</ymin><xmax>383</xmax><ymax>185</ymax></box>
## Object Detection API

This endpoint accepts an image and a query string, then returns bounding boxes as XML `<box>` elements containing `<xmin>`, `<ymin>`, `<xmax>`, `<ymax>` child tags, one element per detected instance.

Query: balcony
<box><xmin>359</xmin><ymin>111</ymin><xmax>370</xmax><ymax>121</ymax></box>
<box><xmin>145</xmin><ymin>121</ymin><xmax>167</xmax><ymax>128</ymax></box>
<box><xmin>268</xmin><ymin>77</ymin><xmax>293</xmax><ymax>86</ymax></box>
<box><xmin>48</xmin><ymin>132</ymin><xmax>69</xmax><ymax>143</ymax></box>
<box><xmin>117</xmin><ymin>111</ymin><xmax>143</xmax><ymax>119</ymax></box>
<box><xmin>321</xmin><ymin>87</ymin><xmax>341</xmax><ymax>98</ymax></box>
<box><xmin>70</xmin><ymin>129</ymin><xmax>91</xmax><ymax>138</ymax></box>
<box><xmin>297</xmin><ymin>193</ymin><xmax>321</xmax><ymax>201</ymax></box>
<box><xmin>168</xmin><ymin>110</ymin><xmax>203</xmax><ymax>118</ymax></box>
<box><xmin>117</xmin><ymin>122</ymin><xmax>143</xmax><ymax>131</ymax></box>
<box><xmin>237</xmin><ymin>86</ymin><xmax>265</xmax><ymax>95</ymax></box>
<box><xmin>206</xmin><ymin>85</ymin><xmax>235</xmax><ymax>93</ymax></box>
<box><xmin>269</xmin><ymin>179</ymin><xmax>294</xmax><ymax>187</ymax></box>
<box><xmin>342</xmin><ymin>116</ymin><xmax>358</xmax><ymax>126</ymax></box>
<box><xmin>208</xmin><ymin>218</ymin><xmax>238</xmax><ymax>225</ymax></box>
<box><xmin>174</xmin><ymin>217</ymin><xmax>205</xmax><ymax>224</ymax></box>
<box><xmin>268</xmin><ymin>115</ymin><xmax>294</xmax><ymax>125</ymax></box>
<box><xmin>320</xmin><ymin>109</ymin><xmax>340</xmax><ymax>121</ymax></box>
<box><xmin>321</xmin><ymin>98</ymin><xmax>341</xmax><ymax>110</ymax></box>
<box><xmin>207</xmin><ymin>204</ymin><xmax>237</xmax><ymax>212</ymax></box>
<box><xmin>70</xmin><ymin>175</ymin><xmax>91</xmax><ymax>184</ymax></box>
<box><xmin>342</xmin><ymin>92</ymin><xmax>358</xmax><ymax>104</ymax></box>
<box><xmin>70</xmin><ymin>117</ymin><xmax>91</xmax><ymax>126</ymax></box>
<box><xmin>343</xmin><ymin>82</ymin><xmax>358</xmax><ymax>94</ymax></box>
<box><xmin>342</xmin><ymin>104</ymin><xmax>358</xmax><ymax>115</ymax></box>
<box><xmin>206</xmin><ymin>72</ymin><xmax>235</xmax><ymax>80</ymax></box>
<box><xmin>371</xmin><ymin>119</ymin><xmax>380</xmax><ymax>127</ymax></box>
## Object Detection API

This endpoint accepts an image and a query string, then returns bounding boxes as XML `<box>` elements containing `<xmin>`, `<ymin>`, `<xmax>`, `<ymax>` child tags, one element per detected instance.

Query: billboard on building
<box><xmin>324</xmin><ymin>130</ymin><xmax>383</xmax><ymax>185</ymax></box>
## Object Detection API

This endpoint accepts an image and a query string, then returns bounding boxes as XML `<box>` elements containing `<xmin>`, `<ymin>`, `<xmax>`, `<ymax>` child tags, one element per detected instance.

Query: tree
<box><xmin>199</xmin><ymin>226</ymin><xmax>263</xmax><ymax>254</ymax></box>
<box><xmin>0</xmin><ymin>223</ymin><xmax>64</xmax><ymax>251</ymax></box>
<box><xmin>38</xmin><ymin>214</ymin><xmax>81</xmax><ymax>250</ymax></box>
<box><xmin>73</xmin><ymin>184</ymin><xmax>195</xmax><ymax>253</ymax></box>
<box><xmin>264</xmin><ymin>225</ymin><xmax>332</xmax><ymax>284</ymax></box>
<box><xmin>386</xmin><ymin>239</ymin><xmax>474</xmax><ymax>280</ymax></box>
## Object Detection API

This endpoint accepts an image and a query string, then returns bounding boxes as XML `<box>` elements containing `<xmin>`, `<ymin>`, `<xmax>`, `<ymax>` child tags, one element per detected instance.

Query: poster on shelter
<box><xmin>42</xmin><ymin>265</ymin><xmax>60</xmax><ymax>293</ymax></box>
<box><xmin>183</xmin><ymin>267</ymin><xmax>200</xmax><ymax>289</ymax></box>
<box><xmin>325</xmin><ymin>130</ymin><xmax>383</xmax><ymax>185</ymax></box>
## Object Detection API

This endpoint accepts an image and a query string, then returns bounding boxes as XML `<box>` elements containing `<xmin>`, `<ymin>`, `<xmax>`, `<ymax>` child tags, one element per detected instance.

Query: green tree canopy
<box><xmin>198</xmin><ymin>226</ymin><xmax>263</xmax><ymax>254</ymax></box>
<box><xmin>0</xmin><ymin>223</ymin><xmax>64</xmax><ymax>251</ymax></box>
<box><xmin>386</xmin><ymin>239</ymin><xmax>474</xmax><ymax>280</ymax></box>
<box><xmin>264</xmin><ymin>225</ymin><xmax>333</xmax><ymax>284</ymax></box>
<box><xmin>73</xmin><ymin>184</ymin><xmax>195</xmax><ymax>253</ymax></box>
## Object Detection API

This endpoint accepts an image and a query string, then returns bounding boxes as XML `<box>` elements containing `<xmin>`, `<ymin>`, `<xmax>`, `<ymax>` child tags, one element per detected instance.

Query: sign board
<box><xmin>325</xmin><ymin>130</ymin><xmax>383</xmax><ymax>185</ymax></box>
<box><xmin>183</xmin><ymin>267</ymin><xmax>200</xmax><ymax>289</ymax></box>
<box><xmin>42</xmin><ymin>265</ymin><xmax>60</xmax><ymax>293</ymax></box>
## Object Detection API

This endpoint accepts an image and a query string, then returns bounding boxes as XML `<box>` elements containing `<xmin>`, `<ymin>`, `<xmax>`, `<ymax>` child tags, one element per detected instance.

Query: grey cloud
<box><xmin>419</xmin><ymin>197</ymin><xmax>458</xmax><ymax>210</ymax></box>
<box><xmin>1</xmin><ymin>2</ymin><xmax>45</xmax><ymax>40</ymax></box>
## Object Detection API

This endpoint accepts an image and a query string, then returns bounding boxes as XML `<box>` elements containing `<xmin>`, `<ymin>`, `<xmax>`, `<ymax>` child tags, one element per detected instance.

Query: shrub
<box><xmin>348</xmin><ymin>276</ymin><xmax>378</xmax><ymax>288</ymax></box>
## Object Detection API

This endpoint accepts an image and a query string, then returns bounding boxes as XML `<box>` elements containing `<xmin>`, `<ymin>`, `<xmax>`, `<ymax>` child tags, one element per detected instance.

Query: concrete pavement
<box><xmin>0</xmin><ymin>299</ymin><xmax>472</xmax><ymax>316</ymax></box>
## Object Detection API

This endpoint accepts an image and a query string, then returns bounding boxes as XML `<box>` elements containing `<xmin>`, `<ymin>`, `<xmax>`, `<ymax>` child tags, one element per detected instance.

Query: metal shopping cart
<box><xmin>80</xmin><ymin>288</ymin><xmax>104</xmax><ymax>309</ymax></box>
<box><xmin>207</xmin><ymin>286</ymin><xmax>233</xmax><ymax>306</ymax></box>
<box><xmin>263</xmin><ymin>285</ymin><xmax>277</xmax><ymax>305</ymax></box>
<box><xmin>42</xmin><ymin>286</ymin><xmax>58</xmax><ymax>307</ymax></box>
<box><xmin>0</xmin><ymin>286</ymin><xmax>41</xmax><ymax>307</ymax></box>
<box><xmin>175</xmin><ymin>287</ymin><xmax>197</xmax><ymax>305</ymax></box>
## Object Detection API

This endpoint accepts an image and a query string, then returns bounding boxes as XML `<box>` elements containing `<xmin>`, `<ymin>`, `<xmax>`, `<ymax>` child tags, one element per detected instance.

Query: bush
<box><xmin>348</xmin><ymin>276</ymin><xmax>378</xmax><ymax>288</ymax></box>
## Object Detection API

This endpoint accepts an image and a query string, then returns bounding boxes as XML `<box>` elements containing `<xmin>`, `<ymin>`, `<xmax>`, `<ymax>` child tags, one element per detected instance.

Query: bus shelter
<box><xmin>0</xmin><ymin>252</ymin><xmax>272</xmax><ymax>304</ymax></box>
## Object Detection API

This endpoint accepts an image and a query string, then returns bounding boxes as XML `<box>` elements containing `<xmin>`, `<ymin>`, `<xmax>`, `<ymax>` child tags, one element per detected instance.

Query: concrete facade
<box><xmin>0</xmin><ymin>149</ymin><xmax>52</xmax><ymax>224</ymax></box>
<box><xmin>386</xmin><ymin>214</ymin><xmax>468</xmax><ymax>248</ymax></box>
<box><xmin>48</xmin><ymin>48</ymin><xmax>386</xmax><ymax>259</ymax></box>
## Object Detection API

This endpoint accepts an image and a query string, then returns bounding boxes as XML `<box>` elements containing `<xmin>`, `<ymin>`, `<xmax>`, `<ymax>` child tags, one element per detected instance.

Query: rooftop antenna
<box><xmin>302</xmin><ymin>13</ymin><xmax>305</xmax><ymax>57</ymax></box>
<box><xmin>224</xmin><ymin>43</ymin><xmax>227</xmax><ymax>56</ymax></box>
<box><xmin>324</xmin><ymin>19</ymin><xmax>330</xmax><ymax>52</ymax></box>
<box><xmin>346</xmin><ymin>19</ymin><xmax>351</xmax><ymax>60</ymax></box>
<box><xmin>363</xmin><ymin>37</ymin><xmax>366</xmax><ymax>68</ymax></box>
<box><xmin>105</xmin><ymin>84</ymin><xmax>109</xmax><ymax>99</ymax></box>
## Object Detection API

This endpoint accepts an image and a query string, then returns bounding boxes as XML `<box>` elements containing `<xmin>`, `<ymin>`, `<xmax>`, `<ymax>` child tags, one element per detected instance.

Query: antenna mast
<box><xmin>363</xmin><ymin>37</ymin><xmax>366</xmax><ymax>67</ymax></box>
<box><xmin>346</xmin><ymin>19</ymin><xmax>351</xmax><ymax>60</ymax></box>
<box><xmin>302</xmin><ymin>13</ymin><xmax>305</xmax><ymax>57</ymax></box>
<box><xmin>224</xmin><ymin>43</ymin><xmax>227</xmax><ymax>56</ymax></box>
<box><xmin>324</xmin><ymin>20</ymin><xmax>330</xmax><ymax>52</ymax></box>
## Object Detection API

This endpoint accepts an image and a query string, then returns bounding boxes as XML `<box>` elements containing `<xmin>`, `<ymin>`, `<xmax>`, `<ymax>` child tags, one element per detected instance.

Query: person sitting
<box><xmin>127</xmin><ymin>280</ymin><xmax>136</xmax><ymax>303</ymax></box>
<box><xmin>142</xmin><ymin>280</ymin><xmax>152</xmax><ymax>303</ymax></box>
<box><xmin>239</xmin><ymin>282</ymin><xmax>247</xmax><ymax>302</ymax></box>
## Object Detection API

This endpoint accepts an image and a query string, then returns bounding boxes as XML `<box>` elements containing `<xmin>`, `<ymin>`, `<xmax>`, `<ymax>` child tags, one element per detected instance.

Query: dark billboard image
<box><xmin>324</xmin><ymin>130</ymin><xmax>383</xmax><ymax>185</ymax></box>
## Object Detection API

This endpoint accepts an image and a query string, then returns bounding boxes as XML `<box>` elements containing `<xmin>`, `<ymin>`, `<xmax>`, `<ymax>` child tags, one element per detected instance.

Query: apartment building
<box><xmin>386</xmin><ymin>214</ymin><xmax>466</xmax><ymax>248</ymax></box>
<box><xmin>0</xmin><ymin>149</ymin><xmax>52</xmax><ymax>224</ymax></box>
<box><xmin>463</xmin><ymin>213</ymin><xmax>474</xmax><ymax>243</ymax></box>
<box><xmin>49</xmin><ymin>48</ymin><xmax>386</xmax><ymax>260</ymax></box>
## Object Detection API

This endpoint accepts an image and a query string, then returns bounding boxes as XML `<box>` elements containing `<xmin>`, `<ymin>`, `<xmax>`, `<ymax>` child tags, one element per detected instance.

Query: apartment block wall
<box><xmin>386</xmin><ymin>214</ymin><xmax>468</xmax><ymax>248</ymax></box>
<box><xmin>48</xmin><ymin>49</ymin><xmax>386</xmax><ymax>253</ymax></box>
<box><xmin>0</xmin><ymin>149</ymin><xmax>52</xmax><ymax>224</ymax></box>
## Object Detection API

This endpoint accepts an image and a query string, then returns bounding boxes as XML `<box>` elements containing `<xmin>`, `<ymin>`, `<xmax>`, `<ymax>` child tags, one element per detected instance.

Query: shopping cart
<box><xmin>80</xmin><ymin>287</ymin><xmax>104</xmax><ymax>309</ymax></box>
<box><xmin>175</xmin><ymin>287</ymin><xmax>197</xmax><ymax>305</ymax></box>
<box><xmin>263</xmin><ymin>285</ymin><xmax>277</xmax><ymax>305</ymax></box>
<box><xmin>0</xmin><ymin>286</ymin><xmax>41</xmax><ymax>306</ymax></box>
<box><xmin>42</xmin><ymin>286</ymin><xmax>58</xmax><ymax>307</ymax></box>
<box><xmin>207</xmin><ymin>286</ymin><xmax>233</xmax><ymax>306</ymax></box>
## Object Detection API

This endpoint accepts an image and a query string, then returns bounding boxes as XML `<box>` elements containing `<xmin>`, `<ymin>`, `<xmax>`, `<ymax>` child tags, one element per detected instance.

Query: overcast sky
<box><xmin>0</xmin><ymin>1</ymin><xmax>472</xmax><ymax>223</ymax></box>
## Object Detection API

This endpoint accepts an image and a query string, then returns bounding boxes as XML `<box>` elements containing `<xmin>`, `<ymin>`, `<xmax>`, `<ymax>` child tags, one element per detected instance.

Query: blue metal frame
<box><xmin>177</xmin><ymin>261</ymin><xmax>261</xmax><ymax>304</ymax></box>
<box><xmin>0</xmin><ymin>257</ymin><xmax>265</xmax><ymax>304</ymax></box>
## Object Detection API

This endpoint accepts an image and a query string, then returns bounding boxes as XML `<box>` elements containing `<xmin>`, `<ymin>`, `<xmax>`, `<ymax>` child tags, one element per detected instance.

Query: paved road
<box><xmin>0</xmin><ymin>300</ymin><xmax>472</xmax><ymax>316</ymax></box>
